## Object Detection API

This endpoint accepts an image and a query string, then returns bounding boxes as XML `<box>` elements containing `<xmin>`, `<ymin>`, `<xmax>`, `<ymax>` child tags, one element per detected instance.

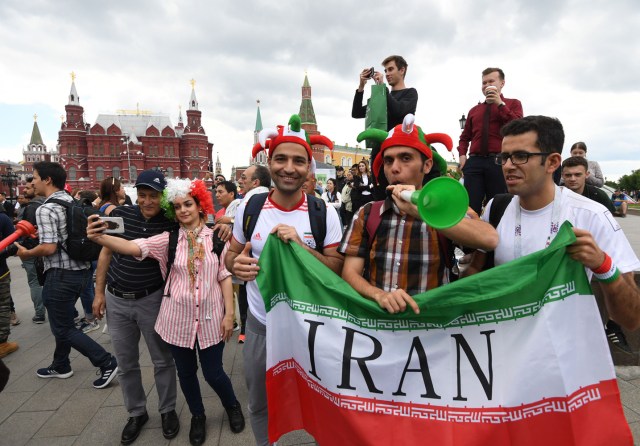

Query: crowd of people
<box><xmin>0</xmin><ymin>54</ymin><xmax>638</xmax><ymax>446</ymax></box>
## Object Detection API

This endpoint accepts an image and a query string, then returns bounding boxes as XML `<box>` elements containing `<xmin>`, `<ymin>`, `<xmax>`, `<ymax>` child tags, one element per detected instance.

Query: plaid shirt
<box><xmin>37</xmin><ymin>191</ymin><xmax>90</xmax><ymax>271</ymax></box>
<box><xmin>339</xmin><ymin>198</ymin><xmax>442</xmax><ymax>294</ymax></box>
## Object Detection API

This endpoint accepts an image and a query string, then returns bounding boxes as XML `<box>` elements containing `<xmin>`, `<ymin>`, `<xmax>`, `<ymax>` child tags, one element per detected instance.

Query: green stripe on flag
<box><xmin>257</xmin><ymin>221</ymin><xmax>592</xmax><ymax>328</ymax></box>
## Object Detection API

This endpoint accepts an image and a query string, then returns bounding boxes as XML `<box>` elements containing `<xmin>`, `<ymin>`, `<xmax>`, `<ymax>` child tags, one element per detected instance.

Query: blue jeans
<box><xmin>21</xmin><ymin>258</ymin><xmax>45</xmax><ymax>318</ymax></box>
<box><xmin>169</xmin><ymin>339</ymin><xmax>237</xmax><ymax>416</ymax></box>
<box><xmin>42</xmin><ymin>268</ymin><xmax>112</xmax><ymax>371</ymax></box>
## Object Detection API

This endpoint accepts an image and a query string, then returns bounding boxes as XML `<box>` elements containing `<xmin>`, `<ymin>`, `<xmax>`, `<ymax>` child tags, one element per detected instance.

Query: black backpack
<box><xmin>242</xmin><ymin>192</ymin><xmax>327</xmax><ymax>253</ymax></box>
<box><xmin>48</xmin><ymin>198</ymin><xmax>103</xmax><ymax>262</ymax></box>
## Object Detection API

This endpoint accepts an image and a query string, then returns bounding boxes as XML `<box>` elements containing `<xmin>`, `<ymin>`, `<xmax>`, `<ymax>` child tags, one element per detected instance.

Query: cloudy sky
<box><xmin>1</xmin><ymin>0</ymin><xmax>638</xmax><ymax>181</ymax></box>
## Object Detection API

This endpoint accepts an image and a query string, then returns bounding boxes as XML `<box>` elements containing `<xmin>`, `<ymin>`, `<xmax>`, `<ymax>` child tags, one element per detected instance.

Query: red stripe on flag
<box><xmin>267</xmin><ymin>359</ymin><xmax>632</xmax><ymax>445</ymax></box>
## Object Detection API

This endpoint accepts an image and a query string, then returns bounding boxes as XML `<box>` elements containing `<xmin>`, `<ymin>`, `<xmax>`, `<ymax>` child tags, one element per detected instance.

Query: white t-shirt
<box><xmin>482</xmin><ymin>186</ymin><xmax>640</xmax><ymax>274</ymax></box>
<box><xmin>232</xmin><ymin>192</ymin><xmax>343</xmax><ymax>325</ymax></box>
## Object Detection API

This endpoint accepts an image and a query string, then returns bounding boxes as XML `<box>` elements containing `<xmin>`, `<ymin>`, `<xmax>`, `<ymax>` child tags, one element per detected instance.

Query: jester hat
<box><xmin>357</xmin><ymin>114</ymin><xmax>453</xmax><ymax>177</ymax></box>
<box><xmin>252</xmin><ymin>114</ymin><xmax>333</xmax><ymax>161</ymax></box>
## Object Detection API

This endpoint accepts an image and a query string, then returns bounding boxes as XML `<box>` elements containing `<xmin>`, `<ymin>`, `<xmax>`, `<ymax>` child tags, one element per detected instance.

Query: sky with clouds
<box><xmin>1</xmin><ymin>0</ymin><xmax>638</xmax><ymax>181</ymax></box>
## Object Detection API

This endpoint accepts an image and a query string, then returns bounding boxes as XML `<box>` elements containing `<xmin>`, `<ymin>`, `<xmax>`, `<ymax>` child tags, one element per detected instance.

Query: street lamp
<box><xmin>1</xmin><ymin>166</ymin><xmax>18</xmax><ymax>201</ymax></box>
<box><xmin>121</xmin><ymin>134</ymin><xmax>132</xmax><ymax>184</ymax></box>
<box><xmin>459</xmin><ymin>114</ymin><xmax>467</xmax><ymax>130</ymax></box>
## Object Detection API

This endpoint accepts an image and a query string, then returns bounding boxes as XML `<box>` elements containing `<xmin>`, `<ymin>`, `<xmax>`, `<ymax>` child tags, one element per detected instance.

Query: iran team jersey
<box><xmin>483</xmin><ymin>186</ymin><xmax>640</xmax><ymax>274</ymax></box>
<box><xmin>232</xmin><ymin>191</ymin><xmax>343</xmax><ymax>325</ymax></box>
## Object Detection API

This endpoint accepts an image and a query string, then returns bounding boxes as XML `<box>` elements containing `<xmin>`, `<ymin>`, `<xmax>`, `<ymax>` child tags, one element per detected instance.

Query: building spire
<box><xmin>30</xmin><ymin>117</ymin><xmax>44</xmax><ymax>145</ymax></box>
<box><xmin>189</xmin><ymin>79</ymin><xmax>198</xmax><ymax>110</ymax></box>
<box><xmin>255</xmin><ymin>99</ymin><xmax>263</xmax><ymax>133</ymax></box>
<box><xmin>299</xmin><ymin>73</ymin><xmax>317</xmax><ymax>126</ymax></box>
<box><xmin>68</xmin><ymin>71</ymin><xmax>80</xmax><ymax>105</ymax></box>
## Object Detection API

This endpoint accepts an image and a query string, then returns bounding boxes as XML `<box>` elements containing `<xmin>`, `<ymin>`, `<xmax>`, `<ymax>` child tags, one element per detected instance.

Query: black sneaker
<box><xmin>93</xmin><ymin>356</ymin><xmax>118</xmax><ymax>389</ymax></box>
<box><xmin>225</xmin><ymin>400</ymin><xmax>245</xmax><ymax>433</ymax></box>
<box><xmin>606</xmin><ymin>320</ymin><xmax>632</xmax><ymax>353</ymax></box>
<box><xmin>37</xmin><ymin>365</ymin><xmax>73</xmax><ymax>379</ymax></box>
<box><xmin>32</xmin><ymin>315</ymin><xmax>46</xmax><ymax>324</ymax></box>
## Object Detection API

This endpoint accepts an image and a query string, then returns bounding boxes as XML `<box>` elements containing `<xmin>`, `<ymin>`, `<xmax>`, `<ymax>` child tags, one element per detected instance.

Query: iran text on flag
<box><xmin>257</xmin><ymin>222</ymin><xmax>632</xmax><ymax>446</ymax></box>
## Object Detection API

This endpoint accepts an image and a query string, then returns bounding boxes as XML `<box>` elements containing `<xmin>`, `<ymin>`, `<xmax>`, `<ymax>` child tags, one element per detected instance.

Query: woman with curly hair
<box><xmin>87</xmin><ymin>178</ymin><xmax>244</xmax><ymax>445</ymax></box>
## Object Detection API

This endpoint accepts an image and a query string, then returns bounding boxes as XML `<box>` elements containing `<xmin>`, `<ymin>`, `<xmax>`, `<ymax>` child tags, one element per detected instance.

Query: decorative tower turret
<box><xmin>58</xmin><ymin>71</ymin><xmax>89</xmax><ymax>183</ymax></box>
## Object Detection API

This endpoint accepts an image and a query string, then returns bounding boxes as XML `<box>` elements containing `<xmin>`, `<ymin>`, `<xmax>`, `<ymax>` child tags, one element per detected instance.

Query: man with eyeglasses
<box><xmin>467</xmin><ymin>115</ymin><xmax>640</xmax><ymax>332</ymax></box>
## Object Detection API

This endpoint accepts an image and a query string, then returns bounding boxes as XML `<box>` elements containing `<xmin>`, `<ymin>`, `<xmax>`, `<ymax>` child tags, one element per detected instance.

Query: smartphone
<box><xmin>101</xmin><ymin>216</ymin><xmax>125</xmax><ymax>234</ymax></box>
<box><xmin>368</xmin><ymin>67</ymin><xmax>375</xmax><ymax>79</ymax></box>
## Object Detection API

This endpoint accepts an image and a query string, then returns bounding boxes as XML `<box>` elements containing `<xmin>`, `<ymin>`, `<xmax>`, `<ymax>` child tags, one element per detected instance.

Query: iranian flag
<box><xmin>257</xmin><ymin>222</ymin><xmax>632</xmax><ymax>445</ymax></box>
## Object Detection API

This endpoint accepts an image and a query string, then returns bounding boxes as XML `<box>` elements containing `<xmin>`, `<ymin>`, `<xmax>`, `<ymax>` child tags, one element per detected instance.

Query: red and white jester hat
<box><xmin>252</xmin><ymin>114</ymin><xmax>333</xmax><ymax>162</ymax></box>
<box><xmin>358</xmin><ymin>114</ymin><xmax>452</xmax><ymax>176</ymax></box>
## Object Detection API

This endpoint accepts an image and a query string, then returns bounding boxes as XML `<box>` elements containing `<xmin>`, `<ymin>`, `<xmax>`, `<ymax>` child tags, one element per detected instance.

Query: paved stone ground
<box><xmin>0</xmin><ymin>214</ymin><xmax>639</xmax><ymax>445</ymax></box>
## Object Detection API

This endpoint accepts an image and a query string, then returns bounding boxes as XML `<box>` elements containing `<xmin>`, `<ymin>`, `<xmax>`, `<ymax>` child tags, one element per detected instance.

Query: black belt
<box><xmin>107</xmin><ymin>284</ymin><xmax>162</xmax><ymax>300</ymax></box>
<box><xmin>469</xmin><ymin>153</ymin><xmax>498</xmax><ymax>157</ymax></box>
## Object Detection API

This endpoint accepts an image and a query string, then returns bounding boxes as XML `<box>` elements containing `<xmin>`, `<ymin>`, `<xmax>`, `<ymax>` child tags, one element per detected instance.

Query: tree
<box><xmin>618</xmin><ymin>169</ymin><xmax>640</xmax><ymax>192</ymax></box>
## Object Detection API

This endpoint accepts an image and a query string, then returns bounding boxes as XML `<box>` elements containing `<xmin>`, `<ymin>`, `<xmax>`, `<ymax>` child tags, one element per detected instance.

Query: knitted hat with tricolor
<box><xmin>252</xmin><ymin>114</ymin><xmax>333</xmax><ymax>161</ymax></box>
<box><xmin>357</xmin><ymin>114</ymin><xmax>453</xmax><ymax>176</ymax></box>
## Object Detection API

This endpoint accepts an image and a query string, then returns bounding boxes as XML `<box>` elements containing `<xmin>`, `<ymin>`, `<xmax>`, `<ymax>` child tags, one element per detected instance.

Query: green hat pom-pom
<box><xmin>288</xmin><ymin>114</ymin><xmax>302</xmax><ymax>132</ymax></box>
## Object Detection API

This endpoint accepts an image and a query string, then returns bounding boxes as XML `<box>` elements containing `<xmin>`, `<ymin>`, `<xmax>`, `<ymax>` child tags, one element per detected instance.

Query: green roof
<box><xmin>30</xmin><ymin>121</ymin><xmax>44</xmax><ymax>145</ymax></box>
<box><xmin>255</xmin><ymin>104</ymin><xmax>263</xmax><ymax>132</ymax></box>
<box><xmin>299</xmin><ymin>99</ymin><xmax>316</xmax><ymax>125</ymax></box>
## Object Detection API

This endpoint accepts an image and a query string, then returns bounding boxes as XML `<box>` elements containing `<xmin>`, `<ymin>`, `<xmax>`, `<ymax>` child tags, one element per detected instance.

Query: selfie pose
<box><xmin>88</xmin><ymin>178</ymin><xmax>244</xmax><ymax>446</ymax></box>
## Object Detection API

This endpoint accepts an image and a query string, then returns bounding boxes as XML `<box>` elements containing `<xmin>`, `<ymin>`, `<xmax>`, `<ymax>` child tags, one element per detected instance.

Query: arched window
<box><xmin>129</xmin><ymin>165</ymin><xmax>137</xmax><ymax>181</ymax></box>
<box><xmin>325</xmin><ymin>155</ymin><xmax>332</xmax><ymax>163</ymax></box>
<box><xmin>96</xmin><ymin>167</ymin><xmax>104</xmax><ymax>181</ymax></box>
<box><xmin>191</xmin><ymin>169</ymin><xmax>199</xmax><ymax>179</ymax></box>
<box><xmin>112</xmin><ymin>166</ymin><xmax>121</xmax><ymax>180</ymax></box>
<box><xmin>69</xmin><ymin>166</ymin><xmax>77</xmax><ymax>180</ymax></box>
<box><xmin>166</xmin><ymin>167</ymin><xmax>174</xmax><ymax>178</ymax></box>
<box><xmin>341</xmin><ymin>157</ymin><xmax>347</xmax><ymax>166</ymax></box>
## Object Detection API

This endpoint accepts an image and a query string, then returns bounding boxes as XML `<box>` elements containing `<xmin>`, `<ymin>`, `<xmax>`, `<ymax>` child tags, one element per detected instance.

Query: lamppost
<box><xmin>121</xmin><ymin>133</ymin><xmax>132</xmax><ymax>184</ymax></box>
<box><xmin>459</xmin><ymin>114</ymin><xmax>467</xmax><ymax>130</ymax></box>
<box><xmin>1</xmin><ymin>166</ymin><xmax>18</xmax><ymax>202</ymax></box>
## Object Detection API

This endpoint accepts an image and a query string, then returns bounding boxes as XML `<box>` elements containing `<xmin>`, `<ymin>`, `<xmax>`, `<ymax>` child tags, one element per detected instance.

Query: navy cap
<box><xmin>135</xmin><ymin>170</ymin><xmax>166</xmax><ymax>191</ymax></box>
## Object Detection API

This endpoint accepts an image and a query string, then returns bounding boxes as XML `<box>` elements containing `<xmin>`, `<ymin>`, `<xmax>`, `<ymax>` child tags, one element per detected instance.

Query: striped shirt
<box><xmin>106</xmin><ymin>206</ymin><xmax>177</xmax><ymax>293</ymax></box>
<box><xmin>133</xmin><ymin>225</ymin><xmax>232</xmax><ymax>349</ymax></box>
<box><xmin>37</xmin><ymin>191</ymin><xmax>90</xmax><ymax>271</ymax></box>
<box><xmin>339</xmin><ymin>198</ymin><xmax>442</xmax><ymax>294</ymax></box>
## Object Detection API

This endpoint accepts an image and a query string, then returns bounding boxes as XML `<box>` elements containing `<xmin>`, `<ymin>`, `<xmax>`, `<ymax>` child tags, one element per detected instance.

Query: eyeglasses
<box><xmin>495</xmin><ymin>152</ymin><xmax>550</xmax><ymax>165</ymax></box>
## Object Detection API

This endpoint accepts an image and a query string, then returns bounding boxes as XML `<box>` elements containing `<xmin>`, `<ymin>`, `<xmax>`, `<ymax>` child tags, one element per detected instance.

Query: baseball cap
<box><xmin>135</xmin><ymin>170</ymin><xmax>167</xmax><ymax>191</ymax></box>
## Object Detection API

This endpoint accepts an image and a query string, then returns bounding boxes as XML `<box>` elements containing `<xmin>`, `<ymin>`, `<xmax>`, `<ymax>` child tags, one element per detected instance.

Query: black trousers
<box><xmin>462</xmin><ymin>155</ymin><xmax>507</xmax><ymax>214</ymax></box>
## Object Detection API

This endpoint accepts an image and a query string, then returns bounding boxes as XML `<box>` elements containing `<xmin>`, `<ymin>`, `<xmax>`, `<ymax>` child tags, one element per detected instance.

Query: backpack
<box><xmin>48</xmin><ymin>198</ymin><xmax>103</xmax><ymax>262</ymax></box>
<box><xmin>165</xmin><ymin>227</ymin><xmax>226</xmax><ymax>287</ymax></box>
<box><xmin>363</xmin><ymin>200</ymin><xmax>460</xmax><ymax>283</ymax></box>
<box><xmin>242</xmin><ymin>192</ymin><xmax>327</xmax><ymax>253</ymax></box>
<box><xmin>482</xmin><ymin>193</ymin><xmax>514</xmax><ymax>270</ymax></box>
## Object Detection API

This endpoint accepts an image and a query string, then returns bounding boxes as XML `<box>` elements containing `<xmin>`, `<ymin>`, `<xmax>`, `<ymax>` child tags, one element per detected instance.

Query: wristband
<box><xmin>594</xmin><ymin>267</ymin><xmax>620</xmax><ymax>284</ymax></box>
<box><xmin>591</xmin><ymin>253</ymin><xmax>612</xmax><ymax>275</ymax></box>
<box><xmin>592</xmin><ymin>254</ymin><xmax>620</xmax><ymax>283</ymax></box>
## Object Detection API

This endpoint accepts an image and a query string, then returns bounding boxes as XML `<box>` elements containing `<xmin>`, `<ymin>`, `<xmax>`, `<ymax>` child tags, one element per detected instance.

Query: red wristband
<box><xmin>591</xmin><ymin>253</ymin><xmax>612</xmax><ymax>274</ymax></box>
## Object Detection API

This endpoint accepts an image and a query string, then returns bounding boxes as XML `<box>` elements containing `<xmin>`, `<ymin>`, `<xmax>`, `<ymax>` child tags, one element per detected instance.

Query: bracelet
<box><xmin>591</xmin><ymin>253</ymin><xmax>612</xmax><ymax>275</ymax></box>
